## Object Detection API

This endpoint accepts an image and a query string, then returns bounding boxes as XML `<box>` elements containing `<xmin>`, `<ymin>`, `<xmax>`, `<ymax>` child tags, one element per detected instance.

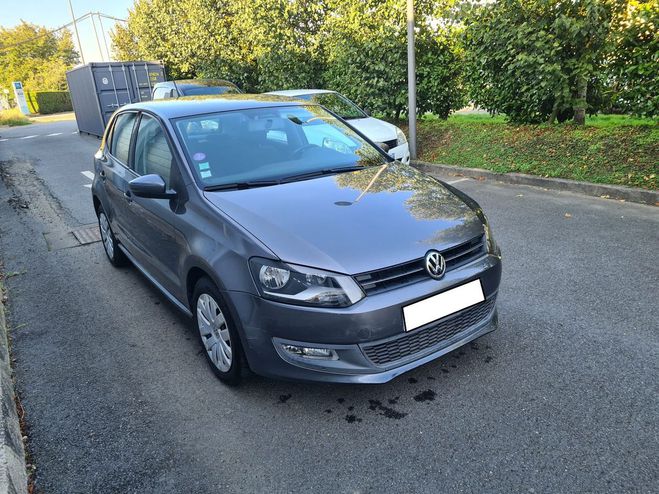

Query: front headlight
<box><xmin>396</xmin><ymin>127</ymin><xmax>407</xmax><ymax>146</ymax></box>
<box><xmin>249</xmin><ymin>258</ymin><xmax>365</xmax><ymax>307</ymax></box>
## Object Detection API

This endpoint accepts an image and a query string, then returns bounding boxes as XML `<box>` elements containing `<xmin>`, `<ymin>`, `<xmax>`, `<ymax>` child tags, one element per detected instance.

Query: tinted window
<box><xmin>110</xmin><ymin>112</ymin><xmax>137</xmax><ymax>165</ymax></box>
<box><xmin>180</xmin><ymin>86</ymin><xmax>240</xmax><ymax>96</ymax></box>
<box><xmin>174</xmin><ymin>105</ymin><xmax>386</xmax><ymax>188</ymax></box>
<box><xmin>133</xmin><ymin>114</ymin><xmax>173</xmax><ymax>187</ymax></box>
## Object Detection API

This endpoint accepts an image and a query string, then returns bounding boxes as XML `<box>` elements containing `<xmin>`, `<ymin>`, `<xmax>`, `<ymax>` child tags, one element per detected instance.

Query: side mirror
<box><xmin>129</xmin><ymin>174</ymin><xmax>176</xmax><ymax>199</ymax></box>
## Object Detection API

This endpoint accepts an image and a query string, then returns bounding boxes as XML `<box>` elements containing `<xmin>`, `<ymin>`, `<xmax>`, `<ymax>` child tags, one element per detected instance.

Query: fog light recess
<box><xmin>282</xmin><ymin>344</ymin><xmax>338</xmax><ymax>360</ymax></box>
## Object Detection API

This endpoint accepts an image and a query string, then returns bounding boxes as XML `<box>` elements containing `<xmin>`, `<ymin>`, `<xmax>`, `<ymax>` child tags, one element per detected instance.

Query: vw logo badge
<box><xmin>424</xmin><ymin>250</ymin><xmax>446</xmax><ymax>279</ymax></box>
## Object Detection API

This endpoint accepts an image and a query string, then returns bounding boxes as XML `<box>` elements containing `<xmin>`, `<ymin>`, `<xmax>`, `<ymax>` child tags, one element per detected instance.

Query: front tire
<box><xmin>193</xmin><ymin>278</ymin><xmax>243</xmax><ymax>386</ymax></box>
<box><xmin>97</xmin><ymin>207</ymin><xmax>128</xmax><ymax>267</ymax></box>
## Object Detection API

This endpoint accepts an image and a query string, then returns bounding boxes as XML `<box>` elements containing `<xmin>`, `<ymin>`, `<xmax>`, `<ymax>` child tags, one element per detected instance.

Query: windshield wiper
<box><xmin>279</xmin><ymin>166</ymin><xmax>364</xmax><ymax>184</ymax></box>
<box><xmin>203</xmin><ymin>180</ymin><xmax>280</xmax><ymax>191</ymax></box>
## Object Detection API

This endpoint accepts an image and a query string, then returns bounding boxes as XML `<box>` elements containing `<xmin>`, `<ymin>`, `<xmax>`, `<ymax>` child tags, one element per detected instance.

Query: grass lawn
<box><xmin>0</xmin><ymin>108</ymin><xmax>31</xmax><ymax>126</ymax></box>
<box><xmin>405</xmin><ymin>114</ymin><xmax>658</xmax><ymax>190</ymax></box>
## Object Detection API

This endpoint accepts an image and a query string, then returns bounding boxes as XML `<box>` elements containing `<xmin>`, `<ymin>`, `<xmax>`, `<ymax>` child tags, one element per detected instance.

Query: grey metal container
<box><xmin>66</xmin><ymin>61</ymin><xmax>165</xmax><ymax>137</ymax></box>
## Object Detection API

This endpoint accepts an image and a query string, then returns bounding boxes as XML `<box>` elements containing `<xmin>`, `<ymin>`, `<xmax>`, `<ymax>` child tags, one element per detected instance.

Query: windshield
<box><xmin>296</xmin><ymin>93</ymin><xmax>366</xmax><ymax>120</ymax></box>
<box><xmin>174</xmin><ymin>105</ymin><xmax>387</xmax><ymax>188</ymax></box>
<box><xmin>181</xmin><ymin>86</ymin><xmax>240</xmax><ymax>96</ymax></box>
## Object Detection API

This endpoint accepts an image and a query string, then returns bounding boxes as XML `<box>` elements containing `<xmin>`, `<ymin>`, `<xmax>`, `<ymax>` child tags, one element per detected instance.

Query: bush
<box><xmin>0</xmin><ymin>108</ymin><xmax>31</xmax><ymax>126</ymax></box>
<box><xmin>25</xmin><ymin>91</ymin><xmax>72</xmax><ymax>114</ymax></box>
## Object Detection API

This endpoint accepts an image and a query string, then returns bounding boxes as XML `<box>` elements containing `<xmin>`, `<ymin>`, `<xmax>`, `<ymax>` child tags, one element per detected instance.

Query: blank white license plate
<box><xmin>403</xmin><ymin>279</ymin><xmax>485</xmax><ymax>331</ymax></box>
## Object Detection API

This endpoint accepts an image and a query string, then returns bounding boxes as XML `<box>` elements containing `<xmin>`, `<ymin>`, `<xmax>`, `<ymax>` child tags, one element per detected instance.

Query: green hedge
<box><xmin>25</xmin><ymin>91</ymin><xmax>72</xmax><ymax>115</ymax></box>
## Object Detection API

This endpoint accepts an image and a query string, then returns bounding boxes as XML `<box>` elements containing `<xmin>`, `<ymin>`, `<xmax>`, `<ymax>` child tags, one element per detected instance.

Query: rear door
<box><xmin>101</xmin><ymin>111</ymin><xmax>139</xmax><ymax>247</ymax></box>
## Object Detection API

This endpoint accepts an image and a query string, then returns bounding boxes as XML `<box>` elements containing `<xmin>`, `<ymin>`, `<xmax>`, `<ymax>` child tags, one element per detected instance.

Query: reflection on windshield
<box><xmin>297</xmin><ymin>93</ymin><xmax>366</xmax><ymax>120</ymax></box>
<box><xmin>174</xmin><ymin>104</ymin><xmax>386</xmax><ymax>188</ymax></box>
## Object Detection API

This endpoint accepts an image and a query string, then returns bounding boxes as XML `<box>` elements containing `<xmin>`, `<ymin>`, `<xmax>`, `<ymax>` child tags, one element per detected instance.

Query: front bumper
<box><xmin>226</xmin><ymin>253</ymin><xmax>501</xmax><ymax>383</ymax></box>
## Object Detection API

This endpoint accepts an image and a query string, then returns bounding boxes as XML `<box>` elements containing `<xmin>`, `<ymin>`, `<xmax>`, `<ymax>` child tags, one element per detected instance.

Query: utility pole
<box><xmin>67</xmin><ymin>0</ymin><xmax>85</xmax><ymax>64</ymax></box>
<box><xmin>406</xmin><ymin>0</ymin><xmax>417</xmax><ymax>160</ymax></box>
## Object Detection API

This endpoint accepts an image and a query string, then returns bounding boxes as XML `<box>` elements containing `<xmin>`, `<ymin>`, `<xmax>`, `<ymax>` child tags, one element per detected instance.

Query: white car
<box><xmin>266</xmin><ymin>89</ymin><xmax>410</xmax><ymax>163</ymax></box>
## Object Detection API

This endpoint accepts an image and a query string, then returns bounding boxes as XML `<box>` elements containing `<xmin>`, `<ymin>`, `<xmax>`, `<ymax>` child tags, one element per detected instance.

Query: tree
<box><xmin>0</xmin><ymin>22</ymin><xmax>79</xmax><ymax>93</ymax></box>
<box><xmin>322</xmin><ymin>0</ymin><xmax>465</xmax><ymax>119</ymax></box>
<box><xmin>462</xmin><ymin>0</ymin><xmax>617</xmax><ymax>124</ymax></box>
<box><xmin>607</xmin><ymin>0</ymin><xmax>658</xmax><ymax>117</ymax></box>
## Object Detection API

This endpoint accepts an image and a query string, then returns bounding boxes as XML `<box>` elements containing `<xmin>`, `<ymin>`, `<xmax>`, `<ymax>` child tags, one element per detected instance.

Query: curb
<box><xmin>0</xmin><ymin>279</ymin><xmax>28</xmax><ymax>494</ymax></box>
<box><xmin>411</xmin><ymin>161</ymin><xmax>658</xmax><ymax>206</ymax></box>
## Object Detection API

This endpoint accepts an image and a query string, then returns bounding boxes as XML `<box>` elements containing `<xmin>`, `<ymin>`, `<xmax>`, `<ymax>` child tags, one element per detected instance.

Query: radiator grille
<box><xmin>361</xmin><ymin>297</ymin><xmax>496</xmax><ymax>366</ymax></box>
<box><xmin>355</xmin><ymin>235</ymin><xmax>486</xmax><ymax>295</ymax></box>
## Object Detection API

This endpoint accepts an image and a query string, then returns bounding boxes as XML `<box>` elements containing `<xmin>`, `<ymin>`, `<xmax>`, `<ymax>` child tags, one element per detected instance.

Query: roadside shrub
<box><xmin>25</xmin><ymin>91</ymin><xmax>72</xmax><ymax>115</ymax></box>
<box><xmin>0</xmin><ymin>107</ymin><xmax>30</xmax><ymax>126</ymax></box>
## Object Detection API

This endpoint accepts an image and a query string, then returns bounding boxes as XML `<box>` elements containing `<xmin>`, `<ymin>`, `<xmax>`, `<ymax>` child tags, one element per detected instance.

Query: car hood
<box><xmin>204</xmin><ymin>163</ymin><xmax>484</xmax><ymax>274</ymax></box>
<box><xmin>346</xmin><ymin>117</ymin><xmax>398</xmax><ymax>144</ymax></box>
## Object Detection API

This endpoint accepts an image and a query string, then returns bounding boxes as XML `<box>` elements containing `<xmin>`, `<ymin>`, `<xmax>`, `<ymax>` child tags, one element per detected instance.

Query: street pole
<box><xmin>406</xmin><ymin>0</ymin><xmax>417</xmax><ymax>160</ymax></box>
<box><xmin>67</xmin><ymin>0</ymin><xmax>85</xmax><ymax>64</ymax></box>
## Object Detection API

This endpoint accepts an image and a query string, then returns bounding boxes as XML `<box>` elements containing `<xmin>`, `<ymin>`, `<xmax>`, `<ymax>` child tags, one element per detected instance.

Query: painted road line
<box><xmin>0</xmin><ymin>139</ymin><xmax>8</xmax><ymax>142</ymax></box>
<box><xmin>81</xmin><ymin>171</ymin><xmax>95</xmax><ymax>180</ymax></box>
<box><xmin>83</xmin><ymin>184</ymin><xmax>92</xmax><ymax>188</ymax></box>
<box><xmin>72</xmin><ymin>131</ymin><xmax>78</xmax><ymax>134</ymax></box>
<box><xmin>46</xmin><ymin>132</ymin><xmax>63</xmax><ymax>137</ymax></box>
<box><xmin>20</xmin><ymin>135</ymin><xmax>38</xmax><ymax>139</ymax></box>
<box><xmin>446</xmin><ymin>178</ymin><xmax>470</xmax><ymax>185</ymax></box>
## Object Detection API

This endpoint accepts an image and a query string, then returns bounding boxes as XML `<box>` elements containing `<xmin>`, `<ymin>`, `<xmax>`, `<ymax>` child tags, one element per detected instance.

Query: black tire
<box><xmin>97</xmin><ymin>206</ymin><xmax>128</xmax><ymax>267</ymax></box>
<box><xmin>192</xmin><ymin>277</ymin><xmax>244</xmax><ymax>386</ymax></box>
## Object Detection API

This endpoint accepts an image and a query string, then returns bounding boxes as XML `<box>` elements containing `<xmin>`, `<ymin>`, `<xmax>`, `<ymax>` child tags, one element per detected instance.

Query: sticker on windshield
<box><xmin>198</xmin><ymin>162</ymin><xmax>210</xmax><ymax>171</ymax></box>
<box><xmin>193</xmin><ymin>152</ymin><xmax>206</xmax><ymax>161</ymax></box>
<box><xmin>200</xmin><ymin>170</ymin><xmax>212</xmax><ymax>179</ymax></box>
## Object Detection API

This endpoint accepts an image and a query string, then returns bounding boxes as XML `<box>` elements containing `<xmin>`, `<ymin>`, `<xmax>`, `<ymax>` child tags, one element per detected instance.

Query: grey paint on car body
<box><xmin>91</xmin><ymin>96</ymin><xmax>502</xmax><ymax>383</ymax></box>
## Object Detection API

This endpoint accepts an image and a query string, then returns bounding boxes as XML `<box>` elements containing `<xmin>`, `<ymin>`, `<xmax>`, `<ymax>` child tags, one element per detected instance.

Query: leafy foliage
<box><xmin>607</xmin><ymin>0</ymin><xmax>659</xmax><ymax>116</ymax></box>
<box><xmin>25</xmin><ymin>91</ymin><xmax>72</xmax><ymax>114</ymax></box>
<box><xmin>462</xmin><ymin>0</ymin><xmax>618</xmax><ymax>124</ymax></box>
<box><xmin>112</xmin><ymin>0</ymin><xmax>465</xmax><ymax>115</ymax></box>
<box><xmin>0</xmin><ymin>22</ymin><xmax>79</xmax><ymax>94</ymax></box>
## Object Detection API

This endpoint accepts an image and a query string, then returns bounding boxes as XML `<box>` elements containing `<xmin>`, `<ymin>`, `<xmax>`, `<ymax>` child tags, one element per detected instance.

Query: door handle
<box><xmin>124</xmin><ymin>190</ymin><xmax>133</xmax><ymax>202</ymax></box>
<box><xmin>99</xmin><ymin>170</ymin><xmax>106</xmax><ymax>180</ymax></box>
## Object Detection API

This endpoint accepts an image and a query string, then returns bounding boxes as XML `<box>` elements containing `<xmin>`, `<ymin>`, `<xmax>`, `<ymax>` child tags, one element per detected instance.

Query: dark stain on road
<box><xmin>278</xmin><ymin>394</ymin><xmax>292</xmax><ymax>403</ymax></box>
<box><xmin>408</xmin><ymin>377</ymin><xmax>418</xmax><ymax>384</ymax></box>
<box><xmin>388</xmin><ymin>396</ymin><xmax>399</xmax><ymax>405</ymax></box>
<box><xmin>441</xmin><ymin>368</ymin><xmax>449</xmax><ymax>374</ymax></box>
<box><xmin>427</xmin><ymin>376</ymin><xmax>435</xmax><ymax>381</ymax></box>
<box><xmin>325</xmin><ymin>409</ymin><xmax>332</xmax><ymax>414</ymax></box>
<box><xmin>368</xmin><ymin>399</ymin><xmax>407</xmax><ymax>420</ymax></box>
<box><xmin>337</xmin><ymin>398</ymin><xmax>345</xmax><ymax>404</ymax></box>
<box><xmin>345</xmin><ymin>414</ymin><xmax>362</xmax><ymax>423</ymax></box>
<box><xmin>413</xmin><ymin>389</ymin><xmax>436</xmax><ymax>402</ymax></box>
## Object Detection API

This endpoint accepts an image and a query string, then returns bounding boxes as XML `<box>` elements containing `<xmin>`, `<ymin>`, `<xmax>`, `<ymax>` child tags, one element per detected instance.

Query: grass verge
<box><xmin>0</xmin><ymin>108</ymin><xmax>31</xmax><ymax>127</ymax></box>
<box><xmin>404</xmin><ymin>114</ymin><xmax>658</xmax><ymax>190</ymax></box>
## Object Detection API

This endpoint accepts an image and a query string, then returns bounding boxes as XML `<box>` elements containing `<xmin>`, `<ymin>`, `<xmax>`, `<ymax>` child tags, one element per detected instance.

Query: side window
<box><xmin>133</xmin><ymin>114</ymin><xmax>174</xmax><ymax>187</ymax></box>
<box><xmin>110</xmin><ymin>112</ymin><xmax>137</xmax><ymax>165</ymax></box>
<box><xmin>153</xmin><ymin>87</ymin><xmax>169</xmax><ymax>100</ymax></box>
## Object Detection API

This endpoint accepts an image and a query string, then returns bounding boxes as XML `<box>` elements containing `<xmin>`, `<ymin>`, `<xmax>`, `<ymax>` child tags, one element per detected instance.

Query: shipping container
<box><xmin>66</xmin><ymin>62</ymin><xmax>166</xmax><ymax>137</ymax></box>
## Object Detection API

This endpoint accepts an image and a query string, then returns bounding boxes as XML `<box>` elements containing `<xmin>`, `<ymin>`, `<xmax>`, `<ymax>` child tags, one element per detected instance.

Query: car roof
<box><xmin>122</xmin><ymin>94</ymin><xmax>311</xmax><ymax>119</ymax></box>
<box><xmin>266</xmin><ymin>89</ymin><xmax>336</xmax><ymax>97</ymax></box>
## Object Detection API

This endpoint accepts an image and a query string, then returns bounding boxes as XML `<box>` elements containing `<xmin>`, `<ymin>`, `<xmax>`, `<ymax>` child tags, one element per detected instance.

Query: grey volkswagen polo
<box><xmin>92</xmin><ymin>95</ymin><xmax>501</xmax><ymax>385</ymax></box>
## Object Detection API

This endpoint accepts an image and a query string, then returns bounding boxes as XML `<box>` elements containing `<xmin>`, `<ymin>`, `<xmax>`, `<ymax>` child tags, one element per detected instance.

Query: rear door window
<box><xmin>110</xmin><ymin>112</ymin><xmax>138</xmax><ymax>165</ymax></box>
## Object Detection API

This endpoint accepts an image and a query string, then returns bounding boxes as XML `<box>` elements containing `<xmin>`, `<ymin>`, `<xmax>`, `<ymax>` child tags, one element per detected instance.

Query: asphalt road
<box><xmin>0</xmin><ymin>119</ymin><xmax>657</xmax><ymax>493</ymax></box>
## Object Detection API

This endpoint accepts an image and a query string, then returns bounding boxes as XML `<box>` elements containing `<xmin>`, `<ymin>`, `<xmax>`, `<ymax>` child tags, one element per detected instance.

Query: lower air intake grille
<box><xmin>361</xmin><ymin>297</ymin><xmax>496</xmax><ymax>366</ymax></box>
